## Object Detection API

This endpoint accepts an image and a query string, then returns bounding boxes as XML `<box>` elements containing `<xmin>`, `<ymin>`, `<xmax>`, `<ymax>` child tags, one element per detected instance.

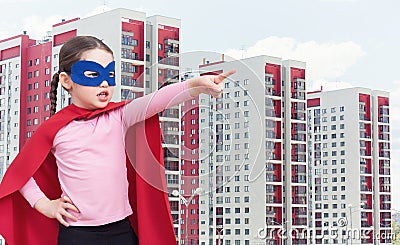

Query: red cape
<box><xmin>0</xmin><ymin>102</ymin><xmax>176</xmax><ymax>245</ymax></box>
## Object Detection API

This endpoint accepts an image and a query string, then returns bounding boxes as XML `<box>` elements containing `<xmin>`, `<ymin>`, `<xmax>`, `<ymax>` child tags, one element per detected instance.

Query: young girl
<box><xmin>0</xmin><ymin>36</ymin><xmax>234</xmax><ymax>245</ymax></box>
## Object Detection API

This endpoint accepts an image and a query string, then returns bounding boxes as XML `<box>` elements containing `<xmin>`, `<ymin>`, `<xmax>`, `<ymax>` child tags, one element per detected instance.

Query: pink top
<box><xmin>20</xmin><ymin>81</ymin><xmax>193</xmax><ymax>226</ymax></box>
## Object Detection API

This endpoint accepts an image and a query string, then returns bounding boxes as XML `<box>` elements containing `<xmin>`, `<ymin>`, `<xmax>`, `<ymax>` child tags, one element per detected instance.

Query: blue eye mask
<box><xmin>70</xmin><ymin>60</ymin><xmax>116</xmax><ymax>86</ymax></box>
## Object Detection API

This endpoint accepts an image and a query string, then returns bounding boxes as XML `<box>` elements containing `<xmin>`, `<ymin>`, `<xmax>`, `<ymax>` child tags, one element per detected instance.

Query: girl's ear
<box><xmin>59</xmin><ymin>72</ymin><xmax>73</xmax><ymax>90</ymax></box>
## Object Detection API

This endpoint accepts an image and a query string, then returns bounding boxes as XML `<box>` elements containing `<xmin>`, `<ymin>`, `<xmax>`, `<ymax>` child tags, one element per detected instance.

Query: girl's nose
<box><xmin>99</xmin><ymin>80</ymin><xmax>109</xmax><ymax>88</ymax></box>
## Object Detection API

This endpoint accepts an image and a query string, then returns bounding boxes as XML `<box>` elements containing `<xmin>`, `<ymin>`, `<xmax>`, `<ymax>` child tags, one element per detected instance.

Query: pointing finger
<box><xmin>215</xmin><ymin>70</ymin><xmax>236</xmax><ymax>83</ymax></box>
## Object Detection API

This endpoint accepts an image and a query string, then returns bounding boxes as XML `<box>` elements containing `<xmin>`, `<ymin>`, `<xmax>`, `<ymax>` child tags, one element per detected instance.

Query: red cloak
<box><xmin>0</xmin><ymin>102</ymin><xmax>176</xmax><ymax>245</ymax></box>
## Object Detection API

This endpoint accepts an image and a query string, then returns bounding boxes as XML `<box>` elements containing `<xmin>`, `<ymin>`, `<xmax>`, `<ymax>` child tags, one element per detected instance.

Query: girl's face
<box><xmin>61</xmin><ymin>48</ymin><xmax>115</xmax><ymax>110</ymax></box>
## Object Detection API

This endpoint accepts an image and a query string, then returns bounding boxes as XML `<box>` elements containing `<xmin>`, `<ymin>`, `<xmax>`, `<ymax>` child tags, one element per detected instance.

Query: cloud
<box><xmin>224</xmin><ymin>36</ymin><xmax>365</xmax><ymax>82</ymax></box>
<box><xmin>21</xmin><ymin>15</ymin><xmax>63</xmax><ymax>39</ymax></box>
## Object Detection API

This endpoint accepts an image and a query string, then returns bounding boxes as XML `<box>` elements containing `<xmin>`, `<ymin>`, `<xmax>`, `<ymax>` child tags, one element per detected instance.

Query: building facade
<box><xmin>0</xmin><ymin>8</ymin><xmax>183</xmax><ymax>243</ymax></box>
<box><xmin>193</xmin><ymin>55</ymin><xmax>307</xmax><ymax>245</ymax></box>
<box><xmin>307</xmin><ymin>88</ymin><xmax>392</xmax><ymax>244</ymax></box>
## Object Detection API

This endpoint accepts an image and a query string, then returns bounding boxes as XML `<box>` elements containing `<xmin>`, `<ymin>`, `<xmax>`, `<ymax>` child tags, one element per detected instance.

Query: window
<box><xmin>158</xmin><ymin>43</ymin><xmax>163</xmax><ymax>50</ymax></box>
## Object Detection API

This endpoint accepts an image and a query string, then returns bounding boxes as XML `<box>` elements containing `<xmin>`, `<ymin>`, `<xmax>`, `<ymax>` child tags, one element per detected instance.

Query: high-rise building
<box><xmin>190</xmin><ymin>55</ymin><xmax>307</xmax><ymax>245</ymax></box>
<box><xmin>0</xmin><ymin>8</ymin><xmax>182</xmax><ymax>243</ymax></box>
<box><xmin>307</xmin><ymin>88</ymin><xmax>392</xmax><ymax>245</ymax></box>
<box><xmin>0</xmin><ymin>34</ymin><xmax>53</xmax><ymax>179</ymax></box>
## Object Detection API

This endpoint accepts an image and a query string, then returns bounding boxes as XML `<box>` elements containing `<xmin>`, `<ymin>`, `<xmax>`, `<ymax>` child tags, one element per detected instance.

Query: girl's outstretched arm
<box><xmin>123</xmin><ymin>70</ymin><xmax>235</xmax><ymax>127</ymax></box>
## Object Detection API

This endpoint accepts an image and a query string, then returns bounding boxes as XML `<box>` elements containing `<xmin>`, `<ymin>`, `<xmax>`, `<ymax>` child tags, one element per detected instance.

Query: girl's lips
<box><xmin>97</xmin><ymin>90</ymin><xmax>109</xmax><ymax>102</ymax></box>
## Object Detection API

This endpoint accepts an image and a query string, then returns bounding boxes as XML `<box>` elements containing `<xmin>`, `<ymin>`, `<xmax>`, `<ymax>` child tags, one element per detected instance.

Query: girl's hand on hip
<box><xmin>34</xmin><ymin>196</ymin><xmax>80</xmax><ymax>227</ymax></box>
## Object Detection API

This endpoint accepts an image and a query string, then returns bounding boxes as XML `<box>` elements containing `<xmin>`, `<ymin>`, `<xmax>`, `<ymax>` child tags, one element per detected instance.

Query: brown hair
<box><xmin>50</xmin><ymin>36</ymin><xmax>114</xmax><ymax>116</ymax></box>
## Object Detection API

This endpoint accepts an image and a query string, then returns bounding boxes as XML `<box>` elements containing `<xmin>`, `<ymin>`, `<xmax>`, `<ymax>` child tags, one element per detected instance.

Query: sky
<box><xmin>1</xmin><ymin>0</ymin><xmax>399</xmax><ymax>210</ymax></box>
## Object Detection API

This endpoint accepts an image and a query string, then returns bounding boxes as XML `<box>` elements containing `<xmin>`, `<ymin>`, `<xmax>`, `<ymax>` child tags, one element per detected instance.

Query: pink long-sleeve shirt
<box><xmin>20</xmin><ymin>81</ymin><xmax>193</xmax><ymax>226</ymax></box>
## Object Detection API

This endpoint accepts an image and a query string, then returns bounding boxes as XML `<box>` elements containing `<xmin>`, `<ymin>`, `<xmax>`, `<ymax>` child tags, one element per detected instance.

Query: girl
<box><xmin>0</xmin><ymin>36</ymin><xmax>235</xmax><ymax>245</ymax></box>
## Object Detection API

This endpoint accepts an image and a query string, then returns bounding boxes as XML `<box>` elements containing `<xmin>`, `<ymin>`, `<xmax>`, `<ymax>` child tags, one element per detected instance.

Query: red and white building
<box><xmin>307</xmin><ymin>88</ymin><xmax>392</xmax><ymax>244</ymax></box>
<box><xmin>0</xmin><ymin>8</ymin><xmax>184</xmax><ymax>243</ymax></box>
<box><xmin>188</xmin><ymin>55</ymin><xmax>308</xmax><ymax>245</ymax></box>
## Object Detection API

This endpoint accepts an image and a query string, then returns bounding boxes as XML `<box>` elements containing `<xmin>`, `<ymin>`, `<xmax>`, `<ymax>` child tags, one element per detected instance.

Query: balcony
<box><xmin>159</xmin><ymin>108</ymin><xmax>179</xmax><ymax>119</ymax></box>
<box><xmin>292</xmin><ymin>92</ymin><xmax>305</xmax><ymax>100</ymax></box>
<box><xmin>292</xmin><ymin>112</ymin><xmax>306</xmax><ymax>121</ymax></box>
<box><xmin>293</xmin><ymin>78</ymin><xmax>306</xmax><ymax>90</ymax></box>
<box><xmin>379</xmin><ymin>116</ymin><xmax>389</xmax><ymax>123</ymax></box>
<box><xmin>379</xmin><ymin>133</ymin><xmax>390</xmax><ymax>141</ymax></box>
<box><xmin>266</xmin><ymin>195</ymin><xmax>281</xmax><ymax>204</ymax></box>
<box><xmin>379</xmin><ymin>168</ymin><xmax>390</xmax><ymax>175</ymax></box>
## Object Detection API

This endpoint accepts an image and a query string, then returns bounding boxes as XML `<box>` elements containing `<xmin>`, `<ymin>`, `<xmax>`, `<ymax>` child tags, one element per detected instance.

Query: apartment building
<box><xmin>0</xmin><ymin>8</ymin><xmax>183</xmax><ymax>242</ymax></box>
<box><xmin>191</xmin><ymin>55</ymin><xmax>307</xmax><ymax>245</ymax></box>
<box><xmin>307</xmin><ymin>88</ymin><xmax>392</xmax><ymax>244</ymax></box>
